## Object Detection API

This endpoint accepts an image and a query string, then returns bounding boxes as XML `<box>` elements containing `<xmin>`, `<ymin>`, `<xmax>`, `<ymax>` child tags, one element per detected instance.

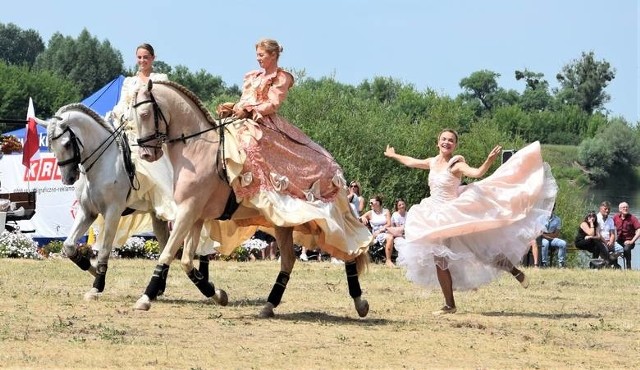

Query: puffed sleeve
<box><xmin>106</xmin><ymin>76</ymin><xmax>136</xmax><ymax>122</ymax></box>
<box><xmin>248</xmin><ymin>70</ymin><xmax>294</xmax><ymax>121</ymax></box>
<box><xmin>151</xmin><ymin>73</ymin><xmax>168</xmax><ymax>82</ymax></box>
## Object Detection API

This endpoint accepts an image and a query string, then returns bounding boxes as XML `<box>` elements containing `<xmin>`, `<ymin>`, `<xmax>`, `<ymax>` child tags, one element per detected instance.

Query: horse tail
<box><xmin>354</xmin><ymin>252</ymin><xmax>370</xmax><ymax>275</ymax></box>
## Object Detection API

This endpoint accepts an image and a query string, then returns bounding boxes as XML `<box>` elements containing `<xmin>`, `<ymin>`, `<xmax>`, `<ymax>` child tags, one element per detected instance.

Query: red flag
<box><xmin>22</xmin><ymin>97</ymin><xmax>40</xmax><ymax>168</ymax></box>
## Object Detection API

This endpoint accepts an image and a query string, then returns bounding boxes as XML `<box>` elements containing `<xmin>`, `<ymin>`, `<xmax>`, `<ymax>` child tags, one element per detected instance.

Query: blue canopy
<box><xmin>6</xmin><ymin>75</ymin><xmax>125</xmax><ymax>151</ymax></box>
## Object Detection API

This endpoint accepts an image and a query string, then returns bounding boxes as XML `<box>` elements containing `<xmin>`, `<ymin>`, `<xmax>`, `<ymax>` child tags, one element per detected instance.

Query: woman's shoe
<box><xmin>515</xmin><ymin>272</ymin><xmax>529</xmax><ymax>288</ymax></box>
<box><xmin>432</xmin><ymin>305</ymin><xmax>457</xmax><ymax>315</ymax></box>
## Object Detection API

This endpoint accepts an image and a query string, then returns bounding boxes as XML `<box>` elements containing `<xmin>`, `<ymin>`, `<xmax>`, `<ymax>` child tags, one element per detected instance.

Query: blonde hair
<box><xmin>256</xmin><ymin>38</ymin><xmax>283</xmax><ymax>60</ymax></box>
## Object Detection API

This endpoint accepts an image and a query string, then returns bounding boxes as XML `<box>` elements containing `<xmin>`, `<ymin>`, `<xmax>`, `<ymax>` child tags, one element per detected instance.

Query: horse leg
<box><xmin>150</xmin><ymin>214</ymin><xmax>170</xmax><ymax>297</ymax></box>
<box><xmin>182</xmin><ymin>220</ymin><xmax>228</xmax><ymax>305</ymax></box>
<box><xmin>260</xmin><ymin>226</ymin><xmax>295</xmax><ymax>318</ymax></box>
<box><xmin>84</xmin><ymin>211</ymin><xmax>121</xmax><ymax>301</ymax></box>
<box><xmin>135</xmin><ymin>205</ymin><xmax>199</xmax><ymax>310</ymax></box>
<box><xmin>345</xmin><ymin>255</ymin><xmax>370</xmax><ymax>317</ymax></box>
<box><xmin>63</xmin><ymin>208</ymin><xmax>97</xmax><ymax>277</ymax></box>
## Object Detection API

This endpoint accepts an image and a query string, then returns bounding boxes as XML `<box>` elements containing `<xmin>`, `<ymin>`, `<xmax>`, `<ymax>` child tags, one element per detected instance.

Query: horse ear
<box><xmin>34</xmin><ymin>117</ymin><xmax>49</xmax><ymax>129</ymax></box>
<box><xmin>147</xmin><ymin>79</ymin><xmax>153</xmax><ymax>91</ymax></box>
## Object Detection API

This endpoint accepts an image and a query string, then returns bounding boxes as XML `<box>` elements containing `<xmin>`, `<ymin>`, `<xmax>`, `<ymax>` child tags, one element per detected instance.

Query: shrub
<box><xmin>0</xmin><ymin>231</ymin><xmax>41</xmax><ymax>259</ymax></box>
<box><xmin>40</xmin><ymin>240</ymin><xmax>64</xmax><ymax>257</ymax></box>
<box><xmin>144</xmin><ymin>239</ymin><xmax>160</xmax><ymax>260</ymax></box>
<box><xmin>115</xmin><ymin>236</ymin><xmax>146</xmax><ymax>258</ymax></box>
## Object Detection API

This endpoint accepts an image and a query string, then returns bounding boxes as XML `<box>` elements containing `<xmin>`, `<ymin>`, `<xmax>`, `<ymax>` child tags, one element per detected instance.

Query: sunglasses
<box><xmin>350</xmin><ymin>184</ymin><xmax>358</xmax><ymax>188</ymax></box>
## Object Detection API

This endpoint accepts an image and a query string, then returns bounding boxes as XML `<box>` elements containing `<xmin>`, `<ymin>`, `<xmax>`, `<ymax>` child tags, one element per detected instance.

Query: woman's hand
<box><xmin>384</xmin><ymin>145</ymin><xmax>396</xmax><ymax>158</ymax></box>
<box><xmin>233</xmin><ymin>108</ymin><xmax>249</xmax><ymax>119</ymax></box>
<box><xmin>487</xmin><ymin>145</ymin><xmax>502</xmax><ymax>163</ymax></box>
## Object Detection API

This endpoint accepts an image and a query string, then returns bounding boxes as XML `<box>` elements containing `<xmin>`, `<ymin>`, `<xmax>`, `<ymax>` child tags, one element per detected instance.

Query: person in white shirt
<box><xmin>596</xmin><ymin>201</ymin><xmax>624</xmax><ymax>268</ymax></box>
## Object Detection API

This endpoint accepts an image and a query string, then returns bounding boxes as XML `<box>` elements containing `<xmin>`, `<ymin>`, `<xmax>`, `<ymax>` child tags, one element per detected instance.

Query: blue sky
<box><xmin>2</xmin><ymin>0</ymin><xmax>638</xmax><ymax>122</ymax></box>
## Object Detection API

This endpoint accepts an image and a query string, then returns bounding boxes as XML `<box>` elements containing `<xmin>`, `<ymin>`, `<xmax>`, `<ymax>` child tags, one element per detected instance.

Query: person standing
<box><xmin>384</xmin><ymin>129</ymin><xmax>557</xmax><ymax>314</ymax></box>
<box><xmin>613</xmin><ymin>201</ymin><xmax>640</xmax><ymax>269</ymax></box>
<box><xmin>347</xmin><ymin>181</ymin><xmax>365</xmax><ymax>217</ymax></box>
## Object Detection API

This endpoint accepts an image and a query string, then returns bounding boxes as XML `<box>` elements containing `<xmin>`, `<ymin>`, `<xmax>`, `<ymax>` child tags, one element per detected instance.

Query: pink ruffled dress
<box><xmin>395</xmin><ymin>141</ymin><xmax>557</xmax><ymax>290</ymax></box>
<box><xmin>219</xmin><ymin>68</ymin><xmax>371</xmax><ymax>260</ymax></box>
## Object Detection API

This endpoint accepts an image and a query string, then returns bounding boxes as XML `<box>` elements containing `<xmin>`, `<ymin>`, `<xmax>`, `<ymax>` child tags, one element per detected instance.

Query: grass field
<box><xmin>0</xmin><ymin>258</ymin><xmax>638</xmax><ymax>369</ymax></box>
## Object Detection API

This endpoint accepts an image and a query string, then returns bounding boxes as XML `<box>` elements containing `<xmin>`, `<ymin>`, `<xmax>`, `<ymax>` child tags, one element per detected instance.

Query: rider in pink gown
<box><xmin>220</xmin><ymin>39</ymin><xmax>371</xmax><ymax>260</ymax></box>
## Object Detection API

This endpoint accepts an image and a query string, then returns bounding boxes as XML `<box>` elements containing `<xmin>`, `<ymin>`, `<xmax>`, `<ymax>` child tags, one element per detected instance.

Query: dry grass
<box><xmin>0</xmin><ymin>258</ymin><xmax>637</xmax><ymax>369</ymax></box>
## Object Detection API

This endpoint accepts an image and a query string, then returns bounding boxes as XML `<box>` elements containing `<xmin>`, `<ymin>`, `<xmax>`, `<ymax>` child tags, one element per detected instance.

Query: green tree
<box><xmin>458</xmin><ymin>70</ymin><xmax>501</xmax><ymax>112</ymax></box>
<box><xmin>0</xmin><ymin>61</ymin><xmax>80</xmax><ymax>126</ymax></box>
<box><xmin>577</xmin><ymin>119</ymin><xmax>640</xmax><ymax>184</ymax></box>
<box><xmin>555</xmin><ymin>51</ymin><xmax>615</xmax><ymax>115</ymax></box>
<box><xmin>0</xmin><ymin>22</ymin><xmax>45</xmax><ymax>68</ymax></box>
<box><xmin>169</xmin><ymin>65</ymin><xmax>228</xmax><ymax>102</ymax></box>
<box><xmin>515</xmin><ymin>69</ymin><xmax>552</xmax><ymax>112</ymax></box>
<box><xmin>34</xmin><ymin>29</ymin><xmax>124</xmax><ymax>97</ymax></box>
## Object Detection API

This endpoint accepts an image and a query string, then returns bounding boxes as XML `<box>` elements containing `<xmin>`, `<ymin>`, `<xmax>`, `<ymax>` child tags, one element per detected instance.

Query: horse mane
<box><xmin>153</xmin><ymin>80</ymin><xmax>217</xmax><ymax>125</ymax></box>
<box><xmin>56</xmin><ymin>103</ymin><xmax>115</xmax><ymax>133</ymax></box>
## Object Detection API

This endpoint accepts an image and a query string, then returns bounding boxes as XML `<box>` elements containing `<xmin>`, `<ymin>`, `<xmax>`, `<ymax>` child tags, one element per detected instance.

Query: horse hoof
<box><xmin>259</xmin><ymin>302</ymin><xmax>275</xmax><ymax>318</ymax></box>
<box><xmin>83</xmin><ymin>288</ymin><xmax>101</xmax><ymax>301</ymax></box>
<box><xmin>354</xmin><ymin>297</ymin><xmax>369</xmax><ymax>318</ymax></box>
<box><xmin>134</xmin><ymin>295</ymin><xmax>152</xmax><ymax>311</ymax></box>
<box><xmin>213</xmin><ymin>289</ymin><xmax>228</xmax><ymax>306</ymax></box>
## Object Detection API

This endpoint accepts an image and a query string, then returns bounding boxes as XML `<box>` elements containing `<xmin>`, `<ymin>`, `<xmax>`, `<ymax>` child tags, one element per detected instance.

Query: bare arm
<box><xmin>451</xmin><ymin>145</ymin><xmax>502</xmax><ymax>179</ymax></box>
<box><xmin>384</xmin><ymin>145</ymin><xmax>431</xmax><ymax>170</ymax></box>
<box><xmin>580</xmin><ymin>221</ymin><xmax>596</xmax><ymax>238</ymax></box>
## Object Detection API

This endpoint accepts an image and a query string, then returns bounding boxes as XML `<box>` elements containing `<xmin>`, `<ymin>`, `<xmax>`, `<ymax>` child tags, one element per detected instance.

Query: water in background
<box><xmin>585</xmin><ymin>186</ymin><xmax>639</xmax><ymax>270</ymax></box>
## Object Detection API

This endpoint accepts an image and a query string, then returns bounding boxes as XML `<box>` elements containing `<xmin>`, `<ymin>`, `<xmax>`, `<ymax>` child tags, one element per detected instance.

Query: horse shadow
<box><xmin>154</xmin><ymin>297</ymin><xmax>392</xmax><ymax>324</ymax></box>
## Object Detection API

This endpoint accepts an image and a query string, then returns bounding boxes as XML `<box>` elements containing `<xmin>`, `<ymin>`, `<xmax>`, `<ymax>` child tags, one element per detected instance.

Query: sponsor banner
<box><xmin>0</xmin><ymin>153</ymin><xmax>76</xmax><ymax>237</ymax></box>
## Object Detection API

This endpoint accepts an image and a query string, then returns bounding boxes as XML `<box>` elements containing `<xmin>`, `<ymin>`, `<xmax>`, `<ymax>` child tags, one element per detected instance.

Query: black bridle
<box><xmin>49</xmin><ymin>116</ymin><xmax>131</xmax><ymax>177</ymax></box>
<box><xmin>132</xmin><ymin>91</ymin><xmax>168</xmax><ymax>149</ymax></box>
<box><xmin>132</xmin><ymin>89</ymin><xmax>234</xmax><ymax>184</ymax></box>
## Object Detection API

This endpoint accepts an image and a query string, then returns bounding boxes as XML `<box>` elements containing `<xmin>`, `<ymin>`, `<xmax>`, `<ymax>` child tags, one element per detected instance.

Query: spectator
<box><xmin>596</xmin><ymin>201</ymin><xmax>624</xmax><ymax>268</ymax></box>
<box><xmin>539</xmin><ymin>207</ymin><xmax>568</xmax><ymax>267</ymax></box>
<box><xmin>613</xmin><ymin>201</ymin><xmax>640</xmax><ymax>269</ymax></box>
<box><xmin>527</xmin><ymin>238</ymin><xmax>541</xmax><ymax>267</ymax></box>
<box><xmin>254</xmin><ymin>230</ymin><xmax>277</xmax><ymax>260</ymax></box>
<box><xmin>347</xmin><ymin>181</ymin><xmax>365</xmax><ymax>217</ymax></box>
<box><xmin>575</xmin><ymin>210</ymin><xmax>609</xmax><ymax>265</ymax></box>
<box><xmin>388</xmin><ymin>198</ymin><xmax>407</xmax><ymax>238</ymax></box>
<box><xmin>360</xmin><ymin>195</ymin><xmax>394</xmax><ymax>267</ymax></box>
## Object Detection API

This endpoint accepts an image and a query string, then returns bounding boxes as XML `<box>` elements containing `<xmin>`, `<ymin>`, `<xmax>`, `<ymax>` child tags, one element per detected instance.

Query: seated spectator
<box><xmin>254</xmin><ymin>230</ymin><xmax>277</xmax><ymax>260</ymax></box>
<box><xmin>613</xmin><ymin>201</ymin><xmax>640</xmax><ymax>269</ymax></box>
<box><xmin>596</xmin><ymin>201</ymin><xmax>624</xmax><ymax>268</ymax></box>
<box><xmin>347</xmin><ymin>181</ymin><xmax>365</xmax><ymax>218</ymax></box>
<box><xmin>360</xmin><ymin>194</ymin><xmax>394</xmax><ymax>267</ymax></box>
<box><xmin>526</xmin><ymin>238</ymin><xmax>541</xmax><ymax>267</ymax></box>
<box><xmin>575</xmin><ymin>210</ymin><xmax>609</xmax><ymax>265</ymax></box>
<box><xmin>300</xmin><ymin>246</ymin><xmax>322</xmax><ymax>262</ymax></box>
<box><xmin>387</xmin><ymin>198</ymin><xmax>407</xmax><ymax>239</ymax></box>
<box><xmin>540</xmin><ymin>206</ymin><xmax>568</xmax><ymax>268</ymax></box>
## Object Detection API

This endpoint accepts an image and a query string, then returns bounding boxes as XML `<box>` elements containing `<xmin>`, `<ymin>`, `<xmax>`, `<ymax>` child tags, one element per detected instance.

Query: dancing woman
<box><xmin>385</xmin><ymin>129</ymin><xmax>557</xmax><ymax>314</ymax></box>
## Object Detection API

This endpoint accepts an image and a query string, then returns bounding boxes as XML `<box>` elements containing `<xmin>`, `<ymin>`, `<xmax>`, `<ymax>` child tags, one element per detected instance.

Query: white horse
<box><xmin>36</xmin><ymin>104</ymin><xmax>220</xmax><ymax>302</ymax></box>
<box><xmin>131</xmin><ymin>80</ymin><xmax>370</xmax><ymax>317</ymax></box>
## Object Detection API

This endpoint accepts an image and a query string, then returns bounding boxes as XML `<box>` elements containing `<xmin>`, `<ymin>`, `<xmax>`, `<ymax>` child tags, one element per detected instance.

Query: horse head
<box><xmin>133</xmin><ymin>80</ymin><xmax>167</xmax><ymax>163</ymax></box>
<box><xmin>37</xmin><ymin>112</ymin><xmax>82</xmax><ymax>185</ymax></box>
<box><xmin>40</xmin><ymin>104</ymin><xmax>117</xmax><ymax>185</ymax></box>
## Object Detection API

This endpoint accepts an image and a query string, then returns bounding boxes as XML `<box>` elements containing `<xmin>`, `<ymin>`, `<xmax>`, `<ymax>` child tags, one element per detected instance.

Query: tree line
<box><xmin>2</xmin><ymin>22</ymin><xmax>639</xmax><ymax>207</ymax></box>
